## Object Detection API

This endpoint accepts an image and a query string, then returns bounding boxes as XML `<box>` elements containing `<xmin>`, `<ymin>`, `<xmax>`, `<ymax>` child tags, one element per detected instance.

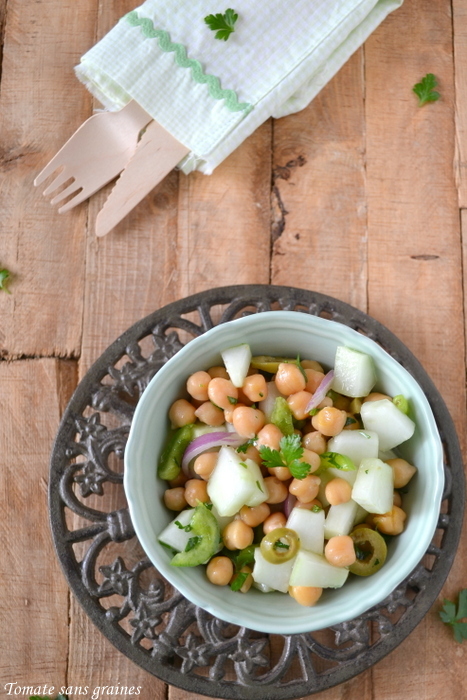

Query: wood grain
<box><xmin>0</xmin><ymin>359</ymin><xmax>73</xmax><ymax>690</ymax></box>
<box><xmin>453</xmin><ymin>0</ymin><xmax>467</xmax><ymax>207</ymax></box>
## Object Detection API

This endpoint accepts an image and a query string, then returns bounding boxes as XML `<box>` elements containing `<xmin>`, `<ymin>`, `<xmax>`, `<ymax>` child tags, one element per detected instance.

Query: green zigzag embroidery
<box><xmin>124</xmin><ymin>11</ymin><xmax>252</xmax><ymax>114</ymax></box>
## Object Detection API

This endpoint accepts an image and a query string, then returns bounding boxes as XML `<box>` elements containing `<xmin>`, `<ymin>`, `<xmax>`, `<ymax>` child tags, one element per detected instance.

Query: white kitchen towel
<box><xmin>76</xmin><ymin>0</ymin><xmax>403</xmax><ymax>174</ymax></box>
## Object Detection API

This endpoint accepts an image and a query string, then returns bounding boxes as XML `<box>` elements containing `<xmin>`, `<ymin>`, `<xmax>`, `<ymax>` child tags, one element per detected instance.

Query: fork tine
<box><xmin>50</xmin><ymin>180</ymin><xmax>81</xmax><ymax>206</ymax></box>
<box><xmin>57</xmin><ymin>187</ymin><xmax>89</xmax><ymax>213</ymax></box>
<box><xmin>42</xmin><ymin>169</ymin><xmax>72</xmax><ymax>197</ymax></box>
<box><xmin>34</xmin><ymin>156</ymin><xmax>66</xmax><ymax>187</ymax></box>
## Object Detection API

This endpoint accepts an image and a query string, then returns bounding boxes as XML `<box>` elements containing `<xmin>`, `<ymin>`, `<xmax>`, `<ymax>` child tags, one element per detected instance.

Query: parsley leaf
<box><xmin>413</xmin><ymin>73</ymin><xmax>440</xmax><ymax>107</ymax></box>
<box><xmin>439</xmin><ymin>589</ymin><xmax>467</xmax><ymax>643</ymax></box>
<box><xmin>230</xmin><ymin>571</ymin><xmax>249</xmax><ymax>591</ymax></box>
<box><xmin>204</xmin><ymin>8</ymin><xmax>238</xmax><ymax>41</ymax></box>
<box><xmin>259</xmin><ymin>434</ymin><xmax>311</xmax><ymax>480</ymax></box>
<box><xmin>237</xmin><ymin>437</ymin><xmax>256</xmax><ymax>453</ymax></box>
<box><xmin>0</xmin><ymin>268</ymin><xmax>11</xmax><ymax>293</ymax></box>
<box><xmin>185</xmin><ymin>536</ymin><xmax>202</xmax><ymax>552</ymax></box>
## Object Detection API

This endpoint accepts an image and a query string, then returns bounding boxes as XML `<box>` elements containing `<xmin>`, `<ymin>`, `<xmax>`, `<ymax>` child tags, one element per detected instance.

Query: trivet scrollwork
<box><xmin>49</xmin><ymin>285</ymin><xmax>464</xmax><ymax>700</ymax></box>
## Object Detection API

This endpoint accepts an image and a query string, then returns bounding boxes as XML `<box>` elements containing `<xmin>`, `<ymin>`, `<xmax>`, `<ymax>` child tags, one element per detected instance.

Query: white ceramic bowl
<box><xmin>124</xmin><ymin>311</ymin><xmax>444</xmax><ymax>634</ymax></box>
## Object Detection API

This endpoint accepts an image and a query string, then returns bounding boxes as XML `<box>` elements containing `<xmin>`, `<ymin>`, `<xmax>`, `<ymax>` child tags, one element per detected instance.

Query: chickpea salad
<box><xmin>157</xmin><ymin>343</ymin><xmax>418</xmax><ymax>607</ymax></box>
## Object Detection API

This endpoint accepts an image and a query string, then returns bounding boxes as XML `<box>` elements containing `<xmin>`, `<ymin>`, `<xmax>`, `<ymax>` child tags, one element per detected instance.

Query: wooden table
<box><xmin>1</xmin><ymin>0</ymin><xmax>466</xmax><ymax>698</ymax></box>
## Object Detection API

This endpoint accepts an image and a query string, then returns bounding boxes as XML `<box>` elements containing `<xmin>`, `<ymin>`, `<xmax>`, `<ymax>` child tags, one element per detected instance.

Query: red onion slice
<box><xmin>283</xmin><ymin>493</ymin><xmax>297</xmax><ymax>518</ymax></box>
<box><xmin>181</xmin><ymin>431</ymin><xmax>245</xmax><ymax>475</ymax></box>
<box><xmin>305</xmin><ymin>369</ymin><xmax>335</xmax><ymax>413</ymax></box>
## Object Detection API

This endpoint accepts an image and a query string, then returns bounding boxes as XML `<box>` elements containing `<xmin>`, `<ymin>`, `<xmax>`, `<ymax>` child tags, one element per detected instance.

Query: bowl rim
<box><xmin>124</xmin><ymin>309</ymin><xmax>445</xmax><ymax>634</ymax></box>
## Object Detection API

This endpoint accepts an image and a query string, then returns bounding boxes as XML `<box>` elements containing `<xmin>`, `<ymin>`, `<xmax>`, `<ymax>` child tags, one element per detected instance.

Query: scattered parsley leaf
<box><xmin>237</xmin><ymin>437</ymin><xmax>256</xmax><ymax>453</ymax></box>
<box><xmin>274</xmin><ymin>541</ymin><xmax>290</xmax><ymax>550</ymax></box>
<box><xmin>230</xmin><ymin>571</ymin><xmax>249</xmax><ymax>591</ymax></box>
<box><xmin>227</xmin><ymin>395</ymin><xmax>238</xmax><ymax>405</ymax></box>
<box><xmin>0</xmin><ymin>268</ymin><xmax>11</xmax><ymax>294</ymax></box>
<box><xmin>185</xmin><ymin>536</ymin><xmax>202</xmax><ymax>552</ymax></box>
<box><xmin>345</xmin><ymin>416</ymin><xmax>357</xmax><ymax>427</ymax></box>
<box><xmin>413</xmin><ymin>73</ymin><xmax>440</xmax><ymax>107</ymax></box>
<box><xmin>175</xmin><ymin>520</ymin><xmax>192</xmax><ymax>532</ymax></box>
<box><xmin>295</xmin><ymin>354</ymin><xmax>308</xmax><ymax>382</ymax></box>
<box><xmin>256</xmin><ymin>480</ymin><xmax>264</xmax><ymax>492</ymax></box>
<box><xmin>235</xmin><ymin>545</ymin><xmax>256</xmax><ymax>570</ymax></box>
<box><xmin>439</xmin><ymin>589</ymin><xmax>467</xmax><ymax>643</ymax></box>
<box><xmin>311</xmin><ymin>505</ymin><xmax>322</xmax><ymax>513</ymax></box>
<box><xmin>205</xmin><ymin>502</ymin><xmax>213</xmax><ymax>510</ymax></box>
<box><xmin>258</xmin><ymin>434</ymin><xmax>311</xmax><ymax>480</ymax></box>
<box><xmin>204</xmin><ymin>8</ymin><xmax>238</xmax><ymax>41</ymax></box>
<box><xmin>239</xmin><ymin>461</ymin><xmax>248</xmax><ymax>469</ymax></box>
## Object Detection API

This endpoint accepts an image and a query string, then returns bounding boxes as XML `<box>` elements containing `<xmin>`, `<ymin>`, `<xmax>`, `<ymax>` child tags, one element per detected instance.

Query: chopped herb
<box><xmin>311</xmin><ymin>505</ymin><xmax>322</xmax><ymax>513</ymax></box>
<box><xmin>205</xmin><ymin>502</ymin><xmax>213</xmax><ymax>510</ymax></box>
<box><xmin>230</xmin><ymin>571</ymin><xmax>249</xmax><ymax>591</ymax></box>
<box><xmin>365</xmin><ymin>469</ymin><xmax>369</xmax><ymax>474</ymax></box>
<box><xmin>159</xmin><ymin>540</ymin><xmax>177</xmax><ymax>556</ymax></box>
<box><xmin>259</xmin><ymin>392</ymin><xmax>264</xmax><ymax>398</ymax></box>
<box><xmin>439</xmin><ymin>589</ymin><xmax>467</xmax><ymax>643</ymax></box>
<box><xmin>175</xmin><ymin>520</ymin><xmax>192</xmax><ymax>532</ymax></box>
<box><xmin>256</xmin><ymin>480</ymin><xmax>264</xmax><ymax>493</ymax></box>
<box><xmin>227</xmin><ymin>395</ymin><xmax>238</xmax><ymax>405</ymax></box>
<box><xmin>374</xmin><ymin>559</ymin><xmax>380</xmax><ymax>566</ymax></box>
<box><xmin>185</xmin><ymin>536</ymin><xmax>202</xmax><ymax>552</ymax></box>
<box><xmin>204</xmin><ymin>8</ymin><xmax>238</xmax><ymax>41</ymax></box>
<box><xmin>359</xmin><ymin>431</ymin><xmax>371</xmax><ymax>439</ymax></box>
<box><xmin>295</xmin><ymin>354</ymin><xmax>308</xmax><ymax>382</ymax></box>
<box><xmin>345</xmin><ymin>416</ymin><xmax>357</xmax><ymax>426</ymax></box>
<box><xmin>0</xmin><ymin>268</ymin><xmax>11</xmax><ymax>294</ymax></box>
<box><xmin>235</xmin><ymin>545</ymin><xmax>256</xmax><ymax>570</ymax></box>
<box><xmin>259</xmin><ymin>434</ymin><xmax>311</xmax><ymax>480</ymax></box>
<box><xmin>413</xmin><ymin>73</ymin><xmax>440</xmax><ymax>106</ymax></box>
<box><xmin>309</xmin><ymin>408</ymin><xmax>319</xmax><ymax>416</ymax></box>
<box><xmin>274</xmin><ymin>541</ymin><xmax>290</xmax><ymax>550</ymax></box>
<box><xmin>237</xmin><ymin>437</ymin><xmax>256</xmax><ymax>453</ymax></box>
<box><xmin>239</xmin><ymin>461</ymin><xmax>248</xmax><ymax>469</ymax></box>
<box><xmin>355</xmin><ymin>544</ymin><xmax>366</xmax><ymax>561</ymax></box>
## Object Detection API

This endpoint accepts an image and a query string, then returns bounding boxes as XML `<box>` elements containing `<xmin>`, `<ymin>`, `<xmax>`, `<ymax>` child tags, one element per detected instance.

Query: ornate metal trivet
<box><xmin>49</xmin><ymin>285</ymin><xmax>464</xmax><ymax>699</ymax></box>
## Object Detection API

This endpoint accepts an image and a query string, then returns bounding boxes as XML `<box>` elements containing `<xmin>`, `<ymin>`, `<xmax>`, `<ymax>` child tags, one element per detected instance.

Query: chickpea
<box><xmin>311</xmin><ymin>406</ymin><xmax>347</xmax><ymax>436</ymax></box>
<box><xmin>317</xmin><ymin>396</ymin><xmax>333</xmax><ymax>408</ymax></box>
<box><xmin>263</xmin><ymin>476</ymin><xmax>288</xmax><ymax>504</ymax></box>
<box><xmin>373</xmin><ymin>505</ymin><xmax>407</xmax><ymax>535</ymax></box>
<box><xmin>256</xmin><ymin>423</ymin><xmax>284</xmax><ymax>451</ymax></box>
<box><xmin>223</xmin><ymin>520</ymin><xmax>254</xmax><ymax>550</ymax></box>
<box><xmin>208</xmin><ymin>377</ymin><xmax>238</xmax><ymax>410</ymax></box>
<box><xmin>224</xmin><ymin>402</ymin><xmax>246</xmax><ymax>423</ymax></box>
<box><xmin>289</xmin><ymin>475</ymin><xmax>321</xmax><ymax>503</ymax></box>
<box><xmin>236</xmin><ymin>388</ymin><xmax>253</xmax><ymax>407</ymax></box>
<box><xmin>242</xmin><ymin>374</ymin><xmax>268</xmax><ymax>403</ymax></box>
<box><xmin>232</xmin><ymin>406</ymin><xmax>266</xmax><ymax>438</ymax></box>
<box><xmin>186</xmin><ymin>371</ymin><xmax>212</xmax><ymax>401</ymax></box>
<box><xmin>287</xmin><ymin>391</ymin><xmax>314</xmax><ymax>420</ymax></box>
<box><xmin>289</xmin><ymin>586</ymin><xmax>323</xmax><ymax>607</ymax></box>
<box><xmin>206</xmin><ymin>556</ymin><xmax>234</xmax><ymax>586</ymax></box>
<box><xmin>163</xmin><ymin>487</ymin><xmax>187</xmax><ymax>511</ymax></box>
<box><xmin>268</xmin><ymin>466</ymin><xmax>292</xmax><ymax>481</ymax></box>
<box><xmin>194</xmin><ymin>401</ymin><xmax>225</xmax><ymax>426</ymax></box>
<box><xmin>239</xmin><ymin>502</ymin><xmax>271</xmax><ymax>527</ymax></box>
<box><xmin>304</xmin><ymin>369</ymin><xmax>325</xmax><ymax>394</ymax></box>
<box><xmin>184</xmin><ymin>478</ymin><xmax>209</xmax><ymax>507</ymax></box>
<box><xmin>301</xmin><ymin>359</ymin><xmax>324</xmax><ymax>372</ymax></box>
<box><xmin>208</xmin><ymin>366</ymin><xmax>230</xmax><ymax>380</ymax></box>
<box><xmin>275</xmin><ymin>363</ymin><xmax>306</xmax><ymax>396</ymax></box>
<box><xmin>324</xmin><ymin>535</ymin><xmax>357</xmax><ymax>567</ymax></box>
<box><xmin>243</xmin><ymin>444</ymin><xmax>262</xmax><ymax>465</ymax></box>
<box><xmin>168</xmin><ymin>399</ymin><xmax>196</xmax><ymax>428</ymax></box>
<box><xmin>301</xmin><ymin>448</ymin><xmax>321</xmax><ymax>473</ymax></box>
<box><xmin>303</xmin><ymin>431</ymin><xmax>327</xmax><ymax>454</ymax></box>
<box><xmin>331</xmin><ymin>393</ymin><xmax>351</xmax><ymax>412</ymax></box>
<box><xmin>393</xmin><ymin>490</ymin><xmax>403</xmax><ymax>507</ymax></box>
<box><xmin>363</xmin><ymin>392</ymin><xmax>392</xmax><ymax>403</ymax></box>
<box><xmin>294</xmin><ymin>498</ymin><xmax>323</xmax><ymax>510</ymax></box>
<box><xmin>386</xmin><ymin>458</ymin><xmax>417</xmax><ymax>488</ymax></box>
<box><xmin>263</xmin><ymin>511</ymin><xmax>287</xmax><ymax>534</ymax></box>
<box><xmin>236</xmin><ymin>565</ymin><xmax>253</xmax><ymax>593</ymax></box>
<box><xmin>193</xmin><ymin>451</ymin><xmax>218</xmax><ymax>480</ymax></box>
<box><xmin>325</xmin><ymin>477</ymin><xmax>352</xmax><ymax>505</ymax></box>
<box><xmin>168</xmin><ymin>472</ymin><xmax>188</xmax><ymax>488</ymax></box>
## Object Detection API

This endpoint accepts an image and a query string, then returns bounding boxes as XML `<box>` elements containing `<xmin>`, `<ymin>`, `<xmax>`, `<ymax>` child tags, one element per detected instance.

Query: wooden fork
<box><xmin>34</xmin><ymin>100</ymin><xmax>152</xmax><ymax>212</ymax></box>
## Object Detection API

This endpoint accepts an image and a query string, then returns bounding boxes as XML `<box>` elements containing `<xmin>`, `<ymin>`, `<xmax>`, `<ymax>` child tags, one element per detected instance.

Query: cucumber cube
<box><xmin>324</xmin><ymin>500</ymin><xmax>359</xmax><ymax>539</ymax></box>
<box><xmin>289</xmin><ymin>550</ymin><xmax>349</xmax><ymax>588</ymax></box>
<box><xmin>286</xmin><ymin>507</ymin><xmax>325</xmax><ymax>554</ymax></box>
<box><xmin>360</xmin><ymin>399</ymin><xmax>415</xmax><ymax>451</ymax></box>
<box><xmin>221</xmin><ymin>343</ymin><xmax>252</xmax><ymax>388</ymax></box>
<box><xmin>332</xmin><ymin>346</ymin><xmax>377</xmax><ymax>398</ymax></box>
<box><xmin>327</xmin><ymin>430</ymin><xmax>379</xmax><ymax>467</ymax></box>
<box><xmin>351</xmin><ymin>457</ymin><xmax>394</xmax><ymax>514</ymax></box>
<box><xmin>207</xmin><ymin>446</ymin><xmax>269</xmax><ymax>516</ymax></box>
<box><xmin>158</xmin><ymin>508</ymin><xmax>196</xmax><ymax>552</ymax></box>
<box><xmin>252</xmin><ymin>547</ymin><xmax>296</xmax><ymax>593</ymax></box>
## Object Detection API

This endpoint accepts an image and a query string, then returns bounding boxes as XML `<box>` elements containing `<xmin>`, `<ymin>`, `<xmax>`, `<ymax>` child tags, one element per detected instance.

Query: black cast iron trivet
<box><xmin>49</xmin><ymin>285</ymin><xmax>464</xmax><ymax>699</ymax></box>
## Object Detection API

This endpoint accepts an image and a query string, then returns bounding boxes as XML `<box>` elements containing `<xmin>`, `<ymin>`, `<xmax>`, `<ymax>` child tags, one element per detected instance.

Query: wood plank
<box><xmin>271</xmin><ymin>49</ymin><xmax>368</xmax><ymax>312</ymax></box>
<box><xmin>453</xmin><ymin>0</ymin><xmax>467</xmax><ymax>207</ymax></box>
<box><xmin>0</xmin><ymin>358</ymin><xmax>73</xmax><ymax>690</ymax></box>
<box><xmin>0</xmin><ymin>0</ymin><xmax>95</xmax><ymax>358</ymax></box>
<box><xmin>365</xmin><ymin>0</ymin><xmax>467</xmax><ymax>698</ymax></box>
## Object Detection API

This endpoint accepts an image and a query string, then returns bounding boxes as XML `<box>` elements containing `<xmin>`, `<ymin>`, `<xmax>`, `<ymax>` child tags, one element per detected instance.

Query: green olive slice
<box><xmin>348</xmin><ymin>527</ymin><xmax>387</xmax><ymax>576</ymax></box>
<box><xmin>260</xmin><ymin>527</ymin><xmax>300</xmax><ymax>564</ymax></box>
<box><xmin>250</xmin><ymin>356</ymin><xmax>297</xmax><ymax>373</ymax></box>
